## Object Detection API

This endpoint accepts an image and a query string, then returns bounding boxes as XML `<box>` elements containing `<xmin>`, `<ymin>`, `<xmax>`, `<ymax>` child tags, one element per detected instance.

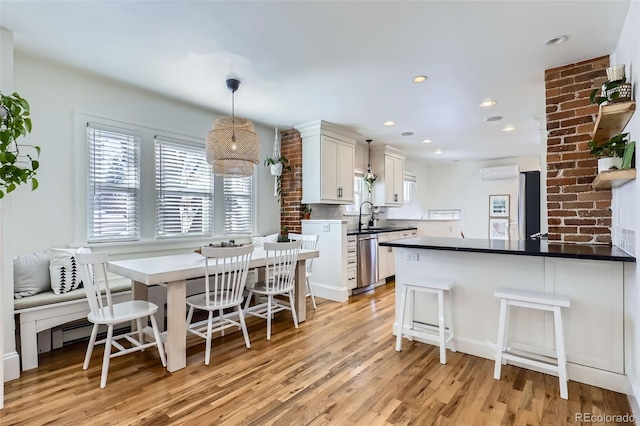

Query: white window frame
<box><xmin>155</xmin><ymin>136</ymin><xmax>214</xmax><ymax>239</ymax></box>
<box><xmin>86</xmin><ymin>122</ymin><xmax>141</xmax><ymax>243</ymax></box>
<box><xmin>345</xmin><ymin>171</ymin><xmax>365</xmax><ymax>214</ymax></box>
<box><xmin>223</xmin><ymin>175</ymin><xmax>253</xmax><ymax>235</ymax></box>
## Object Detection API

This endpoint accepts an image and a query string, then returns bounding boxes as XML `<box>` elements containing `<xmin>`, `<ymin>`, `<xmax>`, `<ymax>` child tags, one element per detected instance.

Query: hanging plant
<box><xmin>0</xmin><ymin>91</ymin><xmax>40</xmax><ymax>199</ymax></box>
<box><xmin>264</xmin><ymin>154</ymin><xmax>291</xmax><ymax>202</ymax></box>
<box><xmin>364</xmin><ymin>173</ymin><xmax>377</xmax><ymax>195</ymax></box>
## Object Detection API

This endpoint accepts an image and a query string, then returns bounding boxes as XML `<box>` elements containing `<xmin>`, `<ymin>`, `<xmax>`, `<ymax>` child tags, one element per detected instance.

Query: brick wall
<box><xmin>280</xmin><ymin>129</ymin><xmax>303</xmax><ymax>234</ymax></box>
<box><xmin>545</xmin><ymin>56</ymin><xmax>612</xmax><ymax>244</ymax></box>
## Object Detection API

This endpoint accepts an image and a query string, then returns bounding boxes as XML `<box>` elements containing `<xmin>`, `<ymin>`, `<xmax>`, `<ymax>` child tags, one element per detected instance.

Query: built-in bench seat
<box><xmin>15</xmin><ymin>282</ymin><xmax>131</xmax><ymax>371</ymax></box>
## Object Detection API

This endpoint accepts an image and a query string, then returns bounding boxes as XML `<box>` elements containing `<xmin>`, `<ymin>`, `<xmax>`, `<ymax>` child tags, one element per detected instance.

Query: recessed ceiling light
<box><xmin>384</xmin><ymin>121</ymin><xmax>396</xmax><ymax>126</ymax></box>
<box><xmin>480</xmin><ymin>99</ymin><xmax>497</xmax><ymax>108</ymax></box>
<box><xmin>413</xmin><ymin>75</ymin><xmax>427</xmax><ymax>83</ymax></box>
<box><xmin>401</xmin><ymin>131</ymin><xmax>414</xmax><ymax>136</ymax></box>
<box><xmin>435</xmin><ymin>149</ymin><xmax>443</xmax><ymax>155</ymax></box>
<box><xmin>545</xmin><ymin>35</ymin><xmax>567</xmax><ymax>46</ymax></box>
<box><xmin>485</xmin><ymin>116</ymin><xmax>503</xmax><ymax>122</ymax></box>
<box><xmin>502</xmin><ymin>125</ymin><xmax>516</xmax><ymax>132</ymax></box>
<box><xmin>422</xmin><ymin>139</ymin><xmax>432</xmax><ymax>144</ymax></box>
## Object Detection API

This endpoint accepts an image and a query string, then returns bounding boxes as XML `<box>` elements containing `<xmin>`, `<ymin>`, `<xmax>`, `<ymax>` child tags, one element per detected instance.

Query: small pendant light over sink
<box><xmin>364</xmin><ymin>139</ymin><xmax>377</xmax><ymax>197</ymax></box>
<box><xmin>206</xmin><ymin>78</ymin><xmax>260</xmax><ymax>177</ymax></box>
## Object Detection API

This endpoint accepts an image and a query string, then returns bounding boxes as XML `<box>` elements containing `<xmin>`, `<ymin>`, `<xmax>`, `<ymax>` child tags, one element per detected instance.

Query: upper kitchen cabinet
<box><xmin>296</xmin><ymin>120</ymin><xmax>357</xmax><ymax>204</ymax></box>
<box><xmin>370</xmin><ymin>146</ymin><xmax>405</xmax><ymax>206</ymax></box>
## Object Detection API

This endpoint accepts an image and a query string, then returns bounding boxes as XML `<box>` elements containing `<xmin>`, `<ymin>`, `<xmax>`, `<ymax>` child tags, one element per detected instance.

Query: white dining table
<box><xmin>107</xmin><ymin>247</ymin><xmax>319</xmax><ymax>372</ymax></box>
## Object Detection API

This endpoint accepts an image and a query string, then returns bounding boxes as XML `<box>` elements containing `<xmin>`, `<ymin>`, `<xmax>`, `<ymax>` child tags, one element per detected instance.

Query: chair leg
<box><xmin>266</xmin><ymin>295</ymin><xmax>273</xmax><ymax>340</ymax></box>
<box><xmin>205</xmin><ymin>311</ymin><xmax>214</xmax><ymax>365</ymax></box>
<box><xmin>446</xmin><ymin>289</ymin><xmax>456</xmax><ymax>352</ymax></box>
<box><xmin>306</xmin><ymin>277</ymin><xmax>317</xmax><ymax>310</ymax></box>
<box><xmin>494</xmin><ymin>299</ymin><xmax>508</xmax><ymax>380</ymax></box>
<box><xmin>501</xmin><ymin>300</ymin><xmax>510</xmax><ymax>365</ymax></box>
<box><xmin>554</xmin><ymin>306</ymin><xmax>569</xmax><ymax>400</ymax></box>
<box><xmin>219</xmin><ymin>309</ymin><xmax>225</xmax><ymax>336</ymax></box>
<box><xmin>83</xmin><ymin>323</ymin><xmax>99</xmax><ymax>370</ymax></box>
<box><xmin>186</xmin><ymin>305</ymin><xmax>195</xmax><ymax>330</ymax></box>
<box><xmin>237</xmin><ymin>305</ymin><xmax>251</xmax><ymax>348</ymax></box>
<box><xmin>395</xmin><ymin>284</ymin><xmax>408</xmax><ymax>352</ymax></box>
<box><xmin>437</xmin><ymin>289</ymin><xmax>446</xmax><ymax>364</ymax></box>
<box><xmin>136</xmin><ymin>318</ymin><xmax>144</xmax><ymax>350</ymax></box>
<box><xmin>149</xmin><ymin>314</ymin><xmax>167</xmax><ymax>367</ymax></box>
<box><xmin>100</xmin><ymin>325</ymin><xmax>114</xmax><ymax>389</ymax></box>
<box><xmin>244</xmin><ymin>291</ymin><xmax>254</xmax><ymax>314</ymax></box>
<box><xmin>288</xmin><ymin>291</ymin><xmax>299</xmax><ymax>329</ymax></box>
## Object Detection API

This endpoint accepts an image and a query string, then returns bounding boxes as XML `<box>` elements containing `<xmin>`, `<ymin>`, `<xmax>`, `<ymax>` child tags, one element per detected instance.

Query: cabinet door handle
<box><xmin>394</xmin><ymin>194</ymin><xmax>398</xmax><ymax>202</ymax></box>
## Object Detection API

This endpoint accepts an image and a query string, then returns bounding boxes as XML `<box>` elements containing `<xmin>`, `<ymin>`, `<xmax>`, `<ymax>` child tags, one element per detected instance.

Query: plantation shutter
<box><xmin>224</xmin><ymin>176</ymin><xmax>253</xmax><ymax>234</ymax></box>
<box><xmin>87</xmin><ymin>124</ymin><xmax>141</xmax><ymax>242</ymax></box>
<box><xmin>155</xmin><ymin>136</ymin><xmax>214</xmax><ymax>237</ymax></box>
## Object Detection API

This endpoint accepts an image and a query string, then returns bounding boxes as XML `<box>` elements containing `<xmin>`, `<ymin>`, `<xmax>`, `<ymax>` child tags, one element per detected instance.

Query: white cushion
<box><xmin>13</xmin><ymin>251</ymin><xmax>51</xmax><ymax>299</ymax></box>
<box><xmin>49</xmin><ymin>248</ymin><xmax>91</xmax><ymax>295</ymax></box>
<box><xmin>251</xmin><ymin>233</ymin><xmax>278</xmax><ymax>248</ymax></box>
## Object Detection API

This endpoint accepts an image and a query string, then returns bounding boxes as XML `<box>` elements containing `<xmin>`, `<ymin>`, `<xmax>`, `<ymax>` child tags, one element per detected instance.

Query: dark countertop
<box><xmin>347</xmin><ymin>226</ymin><xmax>418</xmax><ymax>236</ymax></box>
<box><xmin>379</xmin><ymin>236</ymin><xmax>636</xmax><ymax>262</ymax></box>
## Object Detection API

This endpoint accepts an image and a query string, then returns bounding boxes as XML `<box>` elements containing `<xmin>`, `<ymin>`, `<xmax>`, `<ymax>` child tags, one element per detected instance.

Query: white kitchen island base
<box><xmin>391</xmin><ymin>244</ymin><xmax>632</xmax><ymax>394</ymax></box>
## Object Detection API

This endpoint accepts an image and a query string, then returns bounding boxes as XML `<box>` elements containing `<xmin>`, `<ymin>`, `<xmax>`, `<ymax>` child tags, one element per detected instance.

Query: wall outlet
<box><xmin>406</xmin><ymin>252</ymin><xmax>419</xmax><ymax>261</ymax></box>
<box><xmin>322</xmin><ymin>225</ymin><xmax>330</xmax><ymax>232</ymax></box>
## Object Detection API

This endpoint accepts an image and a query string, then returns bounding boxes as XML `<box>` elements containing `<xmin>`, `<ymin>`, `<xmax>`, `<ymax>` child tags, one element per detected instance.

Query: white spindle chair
<box><xmin>186</xmin><ymin>244</ymin><xmax>254</xmax><ymax>365</ymax></box>
<box><xmin>287</xmin><ymin>233</ymin><xmax>319</xmax><ymax>309</ymax></box>
<box><xmin>244</xmin><ymin>240</ymin><xmax>301</xmax><ymax>340</ymax></box>
<box><xmin>76</xmin><ymin>252</ymin><xmax>166</xmax><ymax>388</ymax></box>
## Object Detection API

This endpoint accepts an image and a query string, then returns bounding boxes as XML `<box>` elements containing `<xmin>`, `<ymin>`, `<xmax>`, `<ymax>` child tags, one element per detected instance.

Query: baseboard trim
<box><xmin>309</xmin><ymin>281</ymin><xmax>349</xmax><ymax>302</ymax></box>
<box><xmin>628</xmin><ymin>376</ymin><xmax>640</xmax><ymax>421</ymax></box>
<box><xmin>4</xmin><ymin>351</ymin><xmax>20</xmax><ymax>382</ymax></box>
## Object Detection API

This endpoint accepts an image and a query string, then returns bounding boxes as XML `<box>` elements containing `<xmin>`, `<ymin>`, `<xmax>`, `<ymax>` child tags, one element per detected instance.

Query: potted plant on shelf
<box><xmin>588</xmin><ymin>133</ymin><xmax>628</xmax><ymax>173</ymax></box>
<box><xmin>302</xmin><ymin>205</ymin><xmax>312</xmax><ymax>220</ymax></box>
<box><xmin>277</xmin><ymin>225</ymin><xmax>290</xmax><ymax>242</ymax></box>
<box><xmin>590</xmin><ymin>64</ymin><xmax>632</xmax><ymax>105</ymax></box>
<box><xmin>0</xmin><ymin>91</ymin><xmax>40</xmax><ymax>199</ymax></box>
<box><xmin>264</xmin><ymin>154</ymin><xmax>292</xmax><ymax>202</ymax></box>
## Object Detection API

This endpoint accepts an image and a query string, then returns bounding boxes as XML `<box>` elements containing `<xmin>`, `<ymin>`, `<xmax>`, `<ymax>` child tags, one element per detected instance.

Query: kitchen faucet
<box><xmin>358</xmin><ymin>201</ymin><xmax>374</xmax><ymax>232</ymax></box>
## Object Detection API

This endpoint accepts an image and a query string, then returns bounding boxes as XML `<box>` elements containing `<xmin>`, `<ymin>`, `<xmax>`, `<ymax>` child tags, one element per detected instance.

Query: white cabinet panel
<box><xmin>371</xmin><ymin>147</ymin><xmax>405</xmax><ymax>206</ymax></box>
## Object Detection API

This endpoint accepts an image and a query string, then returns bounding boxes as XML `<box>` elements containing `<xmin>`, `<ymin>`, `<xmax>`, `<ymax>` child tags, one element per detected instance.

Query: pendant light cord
<box><xmin>231</xmin><ymin>89</ymin><xmax>236</xmax><ymax>142</ymax></box>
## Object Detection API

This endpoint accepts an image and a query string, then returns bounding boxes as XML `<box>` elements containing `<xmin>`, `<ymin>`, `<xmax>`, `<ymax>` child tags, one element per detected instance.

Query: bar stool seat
<box><xmin>493</xmin><ymin>287</ymin><xmax>571</xmax><ymax>400</ymax></box>
<box><xmin>395</xmin><ymin>280</ymin><xmax>456</xmax><ymax>364</ymax></box>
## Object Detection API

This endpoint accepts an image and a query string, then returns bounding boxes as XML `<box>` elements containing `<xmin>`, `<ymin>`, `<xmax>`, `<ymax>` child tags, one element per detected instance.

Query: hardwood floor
<box><xmin>3</xmin><ymin>282</ymin><xmax>633</xmax><ymax>425</ymax></box>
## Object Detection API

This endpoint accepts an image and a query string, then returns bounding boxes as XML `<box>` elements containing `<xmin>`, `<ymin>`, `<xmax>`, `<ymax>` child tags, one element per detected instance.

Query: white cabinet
<box><xmin>378</xmin><ymin>233</ymin><xmax>390</xmax><ymax>279</ymax></box>
<box><xmin>346</xmin><ymin>235</ymin><xmax>358</xmax><ymax>290</ymax></box>
<box><xmin>297</xmin><ymin>120</ymin><xmax>357</xmax><ymax>204</ymax></box>
<box><xmin>371</xmin><ymin>146</ymin><xmax>405</xmax><ymax>206</ymax></box>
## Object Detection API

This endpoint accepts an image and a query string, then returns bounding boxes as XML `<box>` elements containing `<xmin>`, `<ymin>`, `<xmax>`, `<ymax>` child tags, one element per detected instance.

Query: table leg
<box><xmin>295</xmin><ymin>261</ymin><xmax>307</xmax><ymax>322</ymax></box>
<box><xmin>166</xmin><ymin>279</ymin><xmax>187</xmax><ymax>372</ymax></box>
<box><xmin>132</xmin><ymin>281</ymin><xmax>148</xmax><ymax>332</ymax></box>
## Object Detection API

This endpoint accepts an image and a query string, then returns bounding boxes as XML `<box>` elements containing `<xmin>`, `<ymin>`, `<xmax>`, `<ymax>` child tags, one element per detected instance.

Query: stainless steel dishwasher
<box><xmin>357</xmin><ymin>233</ymin><xmax>378</xmax><ymax>288</ymax></box>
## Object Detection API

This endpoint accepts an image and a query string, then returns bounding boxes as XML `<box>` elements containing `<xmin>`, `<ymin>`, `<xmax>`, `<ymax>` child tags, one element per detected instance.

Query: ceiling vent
<box><xmin>480</xmin><ymin>165</ymin><xmax>520</xmax><ymax>180</ymax></box>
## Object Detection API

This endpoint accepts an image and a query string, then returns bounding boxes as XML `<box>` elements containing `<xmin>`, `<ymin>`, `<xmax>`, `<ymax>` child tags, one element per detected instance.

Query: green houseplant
<box><xmin>264</xmin><ymin>154</ymin><xmax>291</xmax><ymax>202</ymax></box>
<box><xmin>588</xmin><ymin>133</ymin><xmax>628</xmax><ymax>172</ymax></box>
<box><xmin>302</xmin><ymin>205</ymin><xmax>312</xmax><ymax>219</ymax></box>
<box><xmin>0</xmin><ymin>91</ymin><xmax>40</xmax><ymax>199</ymax></box>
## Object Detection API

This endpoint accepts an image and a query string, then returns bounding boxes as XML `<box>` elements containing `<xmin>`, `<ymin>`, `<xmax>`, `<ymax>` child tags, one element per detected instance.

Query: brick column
<box><xmin>545</xmin><ymin>56</ymin><xmax>612</xmax><ymax>244</ymax></box>
<box><xmin>280</xmin><ymin>129</ymin><xmax>303</xmax><ymax>234</ymax></box>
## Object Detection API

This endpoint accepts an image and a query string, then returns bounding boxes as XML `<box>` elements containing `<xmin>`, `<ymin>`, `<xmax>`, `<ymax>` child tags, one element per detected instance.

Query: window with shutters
<box><xmin>224</xmin><ymin>176</ymin><xmax>253</xmax><ymax>234</ymax></box>
<box><xmin>155</xmin><ymin>136</ymin><xmax>213</xmax><ymax>237</ymax></box>
<box><xmin>87</xmin><ymin>124</ymin><xmax>141</xmax><ymax>242</ymax></box>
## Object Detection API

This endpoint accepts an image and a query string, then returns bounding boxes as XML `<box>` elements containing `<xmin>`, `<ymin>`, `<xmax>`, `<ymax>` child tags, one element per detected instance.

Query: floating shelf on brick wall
<box><xmin>591</xmin><ymin>101</ymin><xmax>636</xmax><ymax>144</ymax></box>
<box><xmin>592</xmin><ymin>169</ymin><xmax>636</xmax><ymax>190</ymax></box>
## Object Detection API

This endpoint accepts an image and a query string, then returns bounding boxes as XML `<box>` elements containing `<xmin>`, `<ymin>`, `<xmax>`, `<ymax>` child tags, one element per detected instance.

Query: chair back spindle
<box><xmin>201</xmin><ymin>245</ymin><xmax>254</xmax><ymax>309</ymax></box>
<box><xmin>264</xmin><ymin>241</ymin><xmax>301</xmax><ymax>293</ymax></box>
<box><xmin>77</xmin><ymin>251</ymin><xmax>115</xmax><ymax>319</ymax></box>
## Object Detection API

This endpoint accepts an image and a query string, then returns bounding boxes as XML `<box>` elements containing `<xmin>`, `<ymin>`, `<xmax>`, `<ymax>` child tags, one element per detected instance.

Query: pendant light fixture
<box><xmin>206</xmin><ymin>78</ymin><xmax>260</xmax><ymax>177</ymax></box>
<box><xmin>365</xmin><ymin>139</ymin><xmax>375</xmax><ymax>181</ymax></box>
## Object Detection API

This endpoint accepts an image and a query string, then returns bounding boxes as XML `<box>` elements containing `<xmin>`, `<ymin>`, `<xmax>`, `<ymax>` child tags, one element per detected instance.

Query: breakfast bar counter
<box><xmin>380</xmin><ymin>237</ymin><xmax>635</xmax><ymax>394</ymax></box>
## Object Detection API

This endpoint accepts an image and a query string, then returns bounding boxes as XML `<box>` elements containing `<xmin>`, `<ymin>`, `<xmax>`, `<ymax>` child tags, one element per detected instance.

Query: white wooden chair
<box><xmin>244</xmin><ymin>240</ymin><xmax>301</xmax><ymax>340</ymax></box>
<box><xmin>288</xmin><ymin>233</ymin><xmax>319</xmax><ymax>309</ymax></box>
<box><xmin>76</xmin><ymin>252</ymin><xmax>166</xmax><ymax>388</ymax></box>
<box><xmin>186</xmin><ymin>244</ymin><xmax>254</xmax><ymax>365</ymax></box>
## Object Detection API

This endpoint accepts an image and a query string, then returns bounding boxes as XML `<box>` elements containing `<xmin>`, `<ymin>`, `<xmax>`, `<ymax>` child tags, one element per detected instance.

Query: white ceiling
<box><xmin>0</xmin><ymin>1</ymin><xmax>631</xmax><ymax>163</ymax></box>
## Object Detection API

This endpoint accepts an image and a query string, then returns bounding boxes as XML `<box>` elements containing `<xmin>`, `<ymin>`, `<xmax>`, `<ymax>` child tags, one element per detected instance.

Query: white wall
<box><xmin>3</xmin><ymin>50</ymin><xmax>280</xmax><ymax>379</ymax></box>
<box><xmin>394</xmin><ymin>156</ymin><xmax>541</xmax><ymax>239</ymax></box>
<box><xmin>612</xmin><ymin>0</ymin><xmax>640</xmax><ymax>416</ymax></box>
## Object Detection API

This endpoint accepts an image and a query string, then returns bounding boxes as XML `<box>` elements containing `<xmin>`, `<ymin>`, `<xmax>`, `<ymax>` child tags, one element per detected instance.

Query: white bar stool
<box><xmin>493</xmin><ymin>287</ymin><xmax>571</xmax><ymax>400</ymax></box>
<box><xmin>395</xmin><ymin>280</ymin><xmax>455</xmax><ymax>364</ymax></box>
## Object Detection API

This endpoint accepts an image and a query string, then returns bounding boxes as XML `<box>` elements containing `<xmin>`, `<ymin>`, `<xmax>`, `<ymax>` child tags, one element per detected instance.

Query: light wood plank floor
<box><xmin>3</xmin><ymin>282</ymin><xmax>633</xmax><ymax>425</ymax></box>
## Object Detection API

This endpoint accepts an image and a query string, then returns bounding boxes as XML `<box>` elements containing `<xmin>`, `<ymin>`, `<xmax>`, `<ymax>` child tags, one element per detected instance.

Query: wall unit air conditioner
<box><xmin>480</xmin><ymin>165</ymin><xmax>520</xmax><ymax>180</ymax></box>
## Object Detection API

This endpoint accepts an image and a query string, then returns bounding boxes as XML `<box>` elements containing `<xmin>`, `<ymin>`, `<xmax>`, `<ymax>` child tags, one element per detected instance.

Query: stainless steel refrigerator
<box><xmin>517</xmin><ymin>171</ymin><xmax>541</xmax><ymax>240</ymax></box>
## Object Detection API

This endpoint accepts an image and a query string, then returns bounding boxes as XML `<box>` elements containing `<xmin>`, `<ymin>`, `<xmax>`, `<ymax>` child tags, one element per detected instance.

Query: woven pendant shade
<box><xmin>206</xmin><ymin>116</ymin><xmax>260</xmax><ymax>177</ymax></box>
